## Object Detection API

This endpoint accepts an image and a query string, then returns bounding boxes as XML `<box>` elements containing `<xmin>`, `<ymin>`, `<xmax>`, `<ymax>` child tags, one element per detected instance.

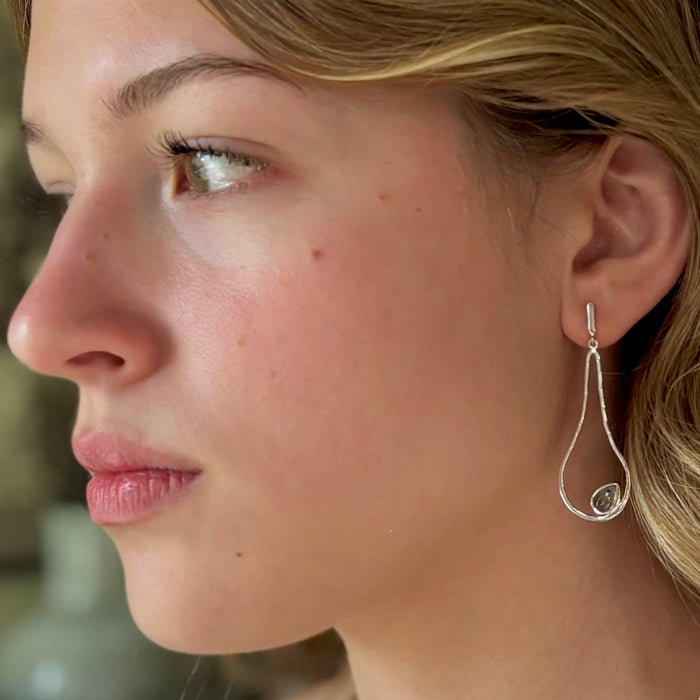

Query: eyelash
<box><xmin>152</xmin><ymin>130</ymin><xmax>270</xmax><ymax>199</ymax></box>
<box><xmin>38</xmin><ymin>132</ymin><xmax>269</xmax><ymax>216</ymax></box>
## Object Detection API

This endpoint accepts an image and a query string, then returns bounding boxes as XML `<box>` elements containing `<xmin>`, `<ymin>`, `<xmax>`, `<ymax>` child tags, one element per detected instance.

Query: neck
<box><xmin>335</xmin><ymin>483</ymin><xmax>700</xmax><ymax>700</ymax></box>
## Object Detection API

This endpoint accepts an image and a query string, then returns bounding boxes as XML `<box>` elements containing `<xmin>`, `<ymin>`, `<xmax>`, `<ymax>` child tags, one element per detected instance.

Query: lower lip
<box><xmin>86</xmin><ymin>470</ymin><xmax>201</xmax><ymax>525</ymax></box>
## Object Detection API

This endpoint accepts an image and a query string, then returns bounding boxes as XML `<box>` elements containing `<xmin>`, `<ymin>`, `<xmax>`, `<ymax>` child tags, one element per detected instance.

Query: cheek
<box><xmin>171</xmin><ymin>191</ymin><xmax>514</xmax><ymax>518</ymax></box>
<box><xmin>111</xmin><ymin>185</ymin><xmax>544</xmax><ymax>654</ymax></box>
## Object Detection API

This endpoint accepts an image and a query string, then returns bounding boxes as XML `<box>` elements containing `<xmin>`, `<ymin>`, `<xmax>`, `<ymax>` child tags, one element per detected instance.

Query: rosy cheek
<box><xmin>158</xmin><ymin>176</ymin><xmax>496</xmax><ymax>515</ymax></box>
<box><xmin>164</xmin><ymin>231</ymin><xmax>392</xmax><ymax>503</ymax></box>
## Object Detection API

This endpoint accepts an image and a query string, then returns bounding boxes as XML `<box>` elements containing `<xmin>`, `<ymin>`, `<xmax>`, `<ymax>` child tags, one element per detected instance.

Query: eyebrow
<box><xmin>22</xmin><ymin>53</ymin><xmax>304</xmax><ymax>146</ymax></box>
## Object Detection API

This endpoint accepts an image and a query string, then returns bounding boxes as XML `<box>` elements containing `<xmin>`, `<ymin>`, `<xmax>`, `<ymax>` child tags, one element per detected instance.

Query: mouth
<box><xmin>72</xmin><ymin>432</ymin><xmax>203</xmax><ymax>526</ymax></box>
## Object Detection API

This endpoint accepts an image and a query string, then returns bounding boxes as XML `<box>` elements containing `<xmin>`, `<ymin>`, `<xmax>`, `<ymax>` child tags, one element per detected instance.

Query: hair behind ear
<box><xmin>622</xmin><ymin>272</ymin><xmax>700</xmax><ymax>601</ymax></box>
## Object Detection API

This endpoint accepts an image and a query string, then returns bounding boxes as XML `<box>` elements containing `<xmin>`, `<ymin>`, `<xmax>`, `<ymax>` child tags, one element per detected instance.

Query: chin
<box><xmin>127</xmin><ymin>600</ymin><xmax>323</xmax><ymax>655</ymax></box>
<box><xmin>122</xmin><ymin>569</ymin><xmax>332</xmax><ymax>656</ymax></box>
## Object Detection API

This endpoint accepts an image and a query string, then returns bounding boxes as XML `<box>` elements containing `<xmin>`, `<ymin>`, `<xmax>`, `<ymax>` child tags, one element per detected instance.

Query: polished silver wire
<box><xmin>558</xmin><ymin>303</ymin><xmax>631</xmax><ymax>522</ymax></box>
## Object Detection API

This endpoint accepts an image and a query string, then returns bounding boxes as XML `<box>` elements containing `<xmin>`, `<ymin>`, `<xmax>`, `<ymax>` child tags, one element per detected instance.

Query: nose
<box><xmin>7</xmin><ymin>204</ymin><xmax>168</xmax><ymax>389</ymax></box>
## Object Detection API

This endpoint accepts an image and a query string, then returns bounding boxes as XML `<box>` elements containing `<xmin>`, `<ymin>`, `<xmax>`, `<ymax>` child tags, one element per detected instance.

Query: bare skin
<box><xmin>8</xmin><ymin>1</ymin><xmax>700</xmax><ymax>698</ymax></box>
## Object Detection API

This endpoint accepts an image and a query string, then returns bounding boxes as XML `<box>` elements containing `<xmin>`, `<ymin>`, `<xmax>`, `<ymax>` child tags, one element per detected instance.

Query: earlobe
<box><xmin>562</xmin><ymin>137</ymin><xmax>690</xmax><ymax>348</ymax></box>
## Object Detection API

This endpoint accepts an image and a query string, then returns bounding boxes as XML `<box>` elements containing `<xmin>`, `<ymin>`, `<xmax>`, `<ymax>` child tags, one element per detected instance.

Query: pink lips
<box><xmin>72</xmin><ymin>433</ymin><xmax>202</xmax><ymax>526</ymax></box>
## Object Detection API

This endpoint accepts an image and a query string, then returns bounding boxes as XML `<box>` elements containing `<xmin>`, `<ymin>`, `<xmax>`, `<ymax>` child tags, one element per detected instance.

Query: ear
<box><xmin>560</xmin><ymin>137</ymin><xmax>690</xmax><ymax>348</ymax></box>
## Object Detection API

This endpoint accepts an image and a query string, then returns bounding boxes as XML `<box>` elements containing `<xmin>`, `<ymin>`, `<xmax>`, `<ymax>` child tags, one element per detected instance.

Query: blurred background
<box><xmin>0</xmin><ymin>6</ymin><xmax>346</xmax><ymax>699</ymax></box>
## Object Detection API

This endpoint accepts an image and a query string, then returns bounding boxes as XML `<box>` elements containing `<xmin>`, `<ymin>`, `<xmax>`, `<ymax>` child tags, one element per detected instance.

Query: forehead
<box><xmin>25</xmin><ymin>0</ymin><xmax>264</xmax><ymax>104</ymax></box>
<box><xmin>29</xmin><ymin>0</ymin><xmax>247</xmax><ymax>57</ymax></box>
<box><xmin>23</xmin><ymin>0</ymin><xmax>468</xmax><ymax>176</ymax></box>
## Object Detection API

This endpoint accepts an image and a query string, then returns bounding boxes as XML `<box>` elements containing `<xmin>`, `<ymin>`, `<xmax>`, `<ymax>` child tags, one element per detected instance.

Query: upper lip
<box><xmin>72</xmin><ymin>432</ymin><xmax>203</xmax><ymax>476</ymax></box>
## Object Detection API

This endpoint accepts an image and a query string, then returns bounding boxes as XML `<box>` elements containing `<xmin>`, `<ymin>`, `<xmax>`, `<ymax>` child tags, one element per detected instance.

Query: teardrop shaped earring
<box><xmin>558</xmin><ymin>302</ymin><xmax>631</xmax><ymax>522</ymax></box>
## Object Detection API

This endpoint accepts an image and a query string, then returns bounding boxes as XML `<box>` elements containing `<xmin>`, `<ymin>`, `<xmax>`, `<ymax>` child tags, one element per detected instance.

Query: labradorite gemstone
<box><xmin>590</xmin><ymin>483</ymin><xmax>621</xmax><ymax>515</ymax></box>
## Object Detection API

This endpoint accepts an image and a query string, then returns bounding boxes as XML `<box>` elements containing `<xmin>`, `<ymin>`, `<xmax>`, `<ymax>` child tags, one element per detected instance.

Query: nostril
<box><xmin>67</xmin><ymin>351</ymin><xmax>126</xmax><ymax>368</ymax></box>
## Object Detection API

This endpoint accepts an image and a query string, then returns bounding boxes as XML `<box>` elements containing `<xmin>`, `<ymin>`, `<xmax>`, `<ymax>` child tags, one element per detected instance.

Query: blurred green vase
<box><xmin>0</xmin><ymin>504</ymin><xmax>187</xmax><ymax>700</ymax></box>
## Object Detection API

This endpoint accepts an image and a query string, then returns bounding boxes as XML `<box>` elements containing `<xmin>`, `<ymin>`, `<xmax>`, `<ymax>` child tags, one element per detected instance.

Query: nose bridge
<box><xmin>15</xmin><ymin>186</ymin><xmax>131</xmax><ymax>313</ymax></box>
<box><xmin>7</xmin><ymin>188</ymin><xmax>168</xmax><ymax>387</ymax></box>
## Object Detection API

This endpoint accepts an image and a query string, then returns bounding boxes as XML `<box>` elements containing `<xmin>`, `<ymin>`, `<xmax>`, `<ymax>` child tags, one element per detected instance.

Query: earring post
<box><xmin>587</xmin><ymin>302</ymin><xmax>596</xmax><ymax>337</ymax></box>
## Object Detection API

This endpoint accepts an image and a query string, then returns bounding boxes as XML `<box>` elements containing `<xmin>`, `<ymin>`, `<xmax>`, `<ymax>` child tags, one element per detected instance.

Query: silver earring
<box><xmin>558</xmin><ymin>302</ymin><xmax>631</xmax><ymax>522</ymax></box>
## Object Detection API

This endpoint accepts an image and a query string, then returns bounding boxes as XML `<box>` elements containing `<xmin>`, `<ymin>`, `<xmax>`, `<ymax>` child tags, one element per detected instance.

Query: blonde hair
<box><xmin>8</xmin><ymin>0</ymin><xmax>700</xmax><ymax>651</ymax></box>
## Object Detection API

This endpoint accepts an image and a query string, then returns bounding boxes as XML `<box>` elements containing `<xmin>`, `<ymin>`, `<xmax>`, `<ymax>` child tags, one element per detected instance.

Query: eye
<box><xmin>182</xmin><ymin>150</ymin><xmax>265</xmax><ymax>194</ymax></box>
<box><xmin>154</xmin><ymin>131</ymin><xmax>268</xmax><ymax>196</ymax></box>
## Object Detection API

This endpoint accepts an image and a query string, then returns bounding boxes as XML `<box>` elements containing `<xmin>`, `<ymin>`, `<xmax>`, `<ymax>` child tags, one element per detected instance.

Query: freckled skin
<box><xmin>9</xmin><ymin>0</ymin><xmax>570</xmax><ymax>656</ymax></box>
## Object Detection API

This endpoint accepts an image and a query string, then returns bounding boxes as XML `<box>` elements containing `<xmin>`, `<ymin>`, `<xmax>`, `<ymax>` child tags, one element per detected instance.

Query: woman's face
<box><xmin>9</xmin><ymin>0</ymin><xmax>567</xmax><ymax>653</ymax></box>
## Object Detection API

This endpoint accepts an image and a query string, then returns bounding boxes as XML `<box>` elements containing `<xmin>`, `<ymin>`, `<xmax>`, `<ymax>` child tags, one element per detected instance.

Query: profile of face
<box><xmin>9</xmin><ymin>0</ymin><xmax>577</xmax><ymax>654</ymax></box>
